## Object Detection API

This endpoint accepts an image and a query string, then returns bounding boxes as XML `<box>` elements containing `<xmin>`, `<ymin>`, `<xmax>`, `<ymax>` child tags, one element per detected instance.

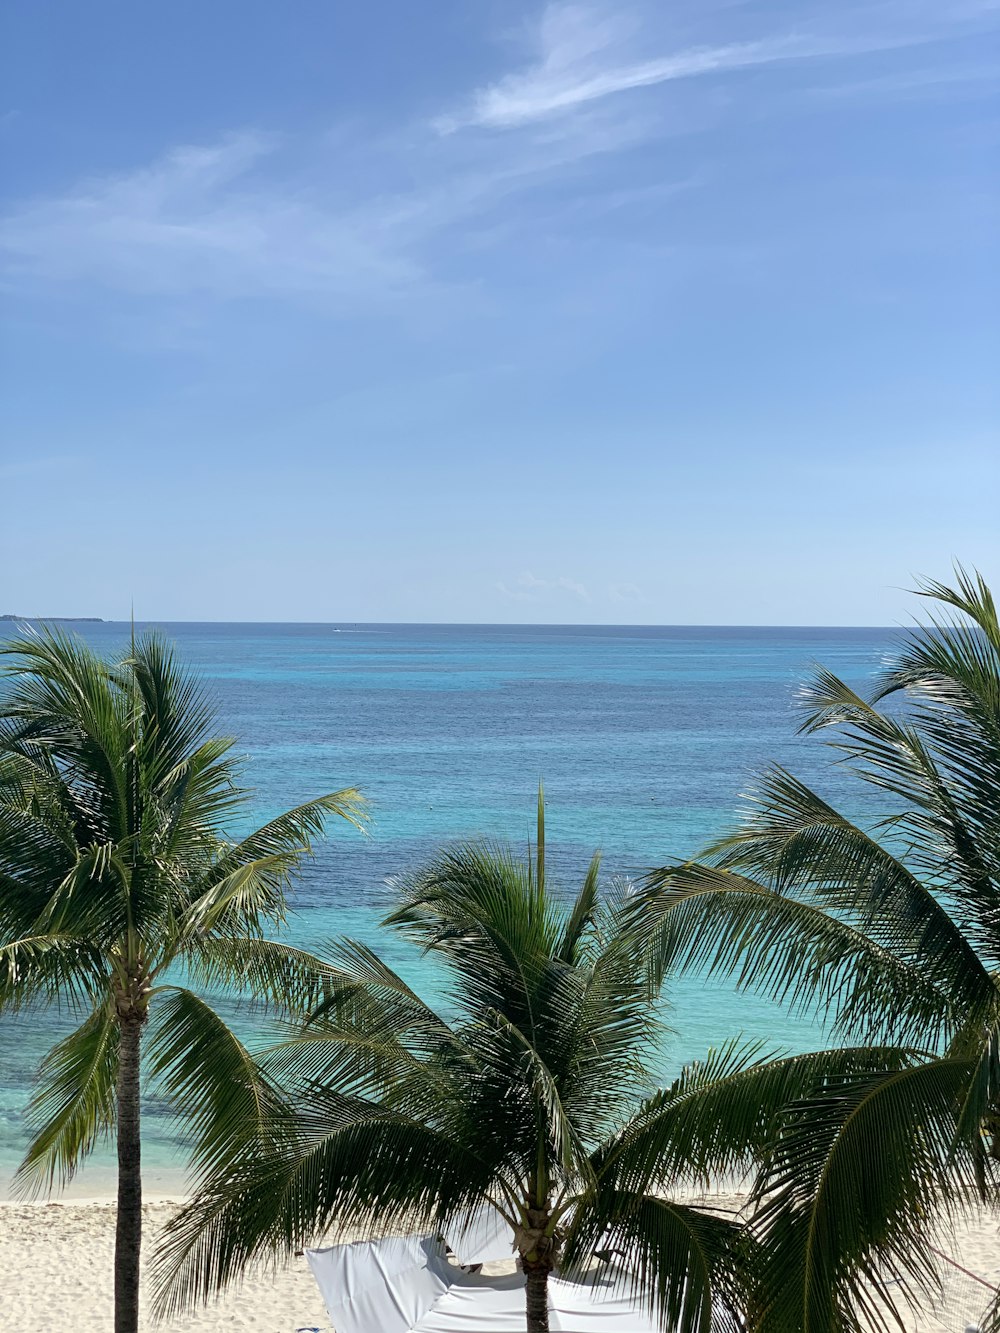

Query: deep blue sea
<box><xmin>0</xmin><ymin>621</ymin><xmax>894</xmax><ymax>1191</ymax></box>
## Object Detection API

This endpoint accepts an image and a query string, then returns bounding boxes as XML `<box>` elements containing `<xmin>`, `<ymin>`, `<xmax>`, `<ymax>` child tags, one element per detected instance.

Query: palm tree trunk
<box><xmin>524</xmin><ymin>1263</ymin><xmax>550</xmax><ymax>1333</ymax></box>
<box><xmin>115</xmin><ymin>1014</ymin><xmax>143</xmax><ymax>1333</ymax></box>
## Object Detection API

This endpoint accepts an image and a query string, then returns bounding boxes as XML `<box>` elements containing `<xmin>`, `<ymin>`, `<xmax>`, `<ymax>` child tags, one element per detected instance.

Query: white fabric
<box><xmin>306</xmin><ymin>1234</ymin><xmax>453</xmax><ymax>1333</ymax></box>
<box><xmin>410</xmin><ymin>1273</ymin><xmax>662</xmax><ymax>1332</ymax></box>
<box><xmin>308</xmin><ymin>1235</ymin><xmax>662</xmax><ymax>1333</ymax></box>
<box><xmin>547</xmin><ymin>1274</ymin><xmax>663</xmax><ymax>1332</ymax></box>
<box><xmin>412</xmin><ymin>1272</ymin><xmax>529</xmax><ymax>1331</ymax></box>
<box><xmin>443</xmin><ymin>1205</ymin><xmax>515</xmax><ymax>1265</ymax></box>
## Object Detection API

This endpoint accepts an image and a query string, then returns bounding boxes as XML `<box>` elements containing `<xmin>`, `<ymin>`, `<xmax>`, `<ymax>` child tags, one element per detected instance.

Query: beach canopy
<box><xmin>442</xmin><ymin>1205</ymin><xmax>515</xmax><ymax>1265</ymax></box>
<box><xmin>306</xmin><ymin>1234</ymin><xmax>663</xmax><ymax>1333</ymax></box>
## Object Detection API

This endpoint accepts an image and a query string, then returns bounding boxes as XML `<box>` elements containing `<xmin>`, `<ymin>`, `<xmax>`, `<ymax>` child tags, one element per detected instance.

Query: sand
<box><xmin>0</xmin><ymin>1198</ymin><xmax>332</xmax><ymax>1332</ymax></box>
<box><xmin>0</xmin><ymin>1191</ymin><xmax>996</xmax><ymax>1331</ymax></box>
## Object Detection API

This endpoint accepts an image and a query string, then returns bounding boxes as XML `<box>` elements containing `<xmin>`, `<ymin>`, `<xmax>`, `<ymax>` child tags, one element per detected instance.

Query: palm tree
<box><xmin>634</xmin><ymin>569</ymin><xmax>1000</xmax><ymax>1331</ymax></box>
<box><xmin>0</xmin><ymin>626</ymin><xmax>366</xmax><ymax>1333</ymax></box>
<box><xmin>153</xmin><ymin>789</ymin><xmax>905</xmax><ymax>1333</ymax></box>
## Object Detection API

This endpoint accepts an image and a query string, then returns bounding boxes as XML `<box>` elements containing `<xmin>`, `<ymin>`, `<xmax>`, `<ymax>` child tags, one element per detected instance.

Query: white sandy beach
<box><xmin>1</xmin><ymin>1197</ymin><xmax>332</xmax><ymax>1333</ymax></box>
<box><xmin>1</xmin><ymin>1191</ymin><xmax>996</xmax><ymax>1332</ymax></box>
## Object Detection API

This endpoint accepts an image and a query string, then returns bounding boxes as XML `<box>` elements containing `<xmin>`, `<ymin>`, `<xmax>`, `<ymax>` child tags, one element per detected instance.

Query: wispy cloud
<box><xmin>0</xmin><ymin>131</ymin><xmax>420</xmax><ymax>303</ymax></box>
<box><xmin>441</xmin><ymin>0</ymin><xmax>1000</xmax><ymax>131</ymax></box>
<box><xmin>0</xmin><ymin>112</ymin><xmax>661</xmax><ymax>308</ymax></box>
<box><xmin>497</xmin><ymin>571</ymin><xmax>591</xmax><ymax>601</ymax></box>
<box><xmin>3</xmin><ymin>0</ymin><xmax>995</xmax><ymax>317</ymax></box>
<box><xmin>447</xmin><ymin>39</ymin><xmax>801</xmax><ymax>132</ymax></box>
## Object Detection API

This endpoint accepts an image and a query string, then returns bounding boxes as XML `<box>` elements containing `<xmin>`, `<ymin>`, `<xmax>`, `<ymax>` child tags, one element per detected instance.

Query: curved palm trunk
<box><xmin>115</xmin><ymin>1015</ymin><xmax>143</xmax><ymax>1333</ymax></box>
<box><xmin>524</xmin><ymin>1262</ymin><xmax>550</xmax><ymax>1333</ymax></box>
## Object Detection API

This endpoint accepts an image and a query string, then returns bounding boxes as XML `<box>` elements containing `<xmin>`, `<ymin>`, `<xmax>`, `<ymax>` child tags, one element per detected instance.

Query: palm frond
<box><xmin>0</xmin><ymin>626</ymin><xmax>133</xmax><ymax>844</ymax></box>
<box><xmin>480</xmin><ymin>1006</ymin><xmax>587</xmax><ymax>1180</ymax></box>
<box><xmin>256</xmin><ymin>944</ymin><xmax>463</xmax><ymax>1099</ymax></box>
<box><xmin>300</xmin><ymin>937</ymin><xmax>457</xmax><ymax>1051</ymax></box>
<box><xmin>36</xmin><ymin>841</ymin><xmax>132</xmax><ymax>941</ymax></box>
<box><xmin>0</xmin><ymin>933</ymin><xmax>106</xmax><ymax>1011</ymax></box>
<box><xmin>565</xmin><ymin>1193</ymin><xmax>748</xmax><ymax>1333</ymax></box>
<box><xmin>179</xmin><ymin>790</ymin><xmax>368</xmax><ymax>936</ymax></box>
<box><xmin>557</xmin><ymin>851</ymin><xmax>602</xmax><ymax>964</ymax></box>
<box><xmin>948</xmin><ymin>995</ymin><xmax>1000</xmax><ymax>1164</ymax></box>
<box><xmin>634</xmin><ymin>862</ymin><xmax>956</xmax><ymax>1045</ymax></box>
<box><xmin>182</xmin><ymin>936</ymin><xmax>345</xmax><ymax>1015</ymax></box>
<box><xmin>704</xmin><ymin>766</ymin><xmax>990</xmax><ymax>1010</ymax></box>
<box><xmin>751</xmin><ymin>1056</ymin><xmax>984</xmax><ymax>1333</ymax></box>
<box><xmin>910</xmin><ymin>565</ymin><xmax>1000</xmax><ymax>652</ymax></box>
<box><xmin>593</xmin><ymin>1043</ymin><xmax>917</xmax><ymax>1199</ymax></box>
<box><xmin>384</xmin><ymin>841</ymin><xmax>561</xmax><ymax>1039</ymax></box>
<box><xmin>122</xmin><ymin>633</ymin><xmax>220</xmax><ymax>794</ymax></box>
<box><xmin>146</xmin><ymin>986</ymin><xmax>291</xmax><ymax>1182</ymax></box>
<box><xmin>209</xmin><ymin>791</ymin><xmax>369</xmax><ymax>872</ymax></box>
<box><xmin>152</xmin><ymin>1099</ymin><xmax>484</xmax><ymax>1316</ymax></box>
<box><xmin>177</xmin><ymin>852</ymin><xmax>304</xmax><ymax>938</ymax></box>
<box><xmin>550</xmin><ymin>930</ymin><xmax>662</xmax><ymax>1140</ymax></box>
<box><xmin>155</xmin><ymin>736</ymin><xmax>247</xmax><ymax>863</ymax></box>
<box><xmin>15</xmin><ymin>1002</ymin><xmax>119</xmax><ymax>1195</ymax></box>
<box><xmin>794</xmin><ymin>663</ymin><xmax>999</xmax><ymax>951</ymax></box>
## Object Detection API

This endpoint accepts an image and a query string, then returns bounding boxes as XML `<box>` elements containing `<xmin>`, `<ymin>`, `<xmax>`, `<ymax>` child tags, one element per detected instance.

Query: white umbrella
<box><xmin>307</xmin><ymin>1233</ymin><xmax>662</xmax><ymax>1333</ymax></box>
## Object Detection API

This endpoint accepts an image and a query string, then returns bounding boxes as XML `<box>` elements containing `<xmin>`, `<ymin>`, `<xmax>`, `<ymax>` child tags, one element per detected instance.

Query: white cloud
<box><xmin>3</xmin><ymin>0</ymin><xmax>994</xmax><ymax>315</ymax></box>
<box><xmin>452</xmin><ymin>38</ymin><xmax>800</xmax><ymax>132</ymax></box>
<box><xmin>497</xmin><ymin>571</ymin><xmax>591</xmax><ymax>601</ymax></box>
<box><xmin>0</xmin><ymin>114</ymin><xmax>661</xmax><ymax>308</ymax></box>
<box><xmin>0</xmin><ymin>131</ymin><xmax>420</xmax><ymax>302</ymax></box>
<box><xmin>441</xmin><ymin>0</ymin><xmax>1000</xmax><ymax>131</ymax></box>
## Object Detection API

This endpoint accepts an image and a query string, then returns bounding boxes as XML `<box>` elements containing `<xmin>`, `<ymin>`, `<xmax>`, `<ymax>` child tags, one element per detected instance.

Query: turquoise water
<box><xmin>0</xmin><ymin>622</ymin><xmax>893</xmax><ymax>1190</ymax></box>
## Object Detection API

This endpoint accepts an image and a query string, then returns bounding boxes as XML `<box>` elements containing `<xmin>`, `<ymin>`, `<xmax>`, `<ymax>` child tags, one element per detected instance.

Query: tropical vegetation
<box><xmin>153</xmin><ymin>789</ymin><xmax>918</xmax><ymax>1333</ymax></box>
<box><xmin>5</xmin><ymin>568</ymin><xmax>999</xmax><ymax>1333</ymax></box>
<box><xmin>633</xmin><ymin>569</ymin><xmax>1000</xmax><ymax>1331</ymax></box>
<box><xmin>0</xmin><ymin>627</ymin><xmax>366</xmax><ymax>1333</ymax></box>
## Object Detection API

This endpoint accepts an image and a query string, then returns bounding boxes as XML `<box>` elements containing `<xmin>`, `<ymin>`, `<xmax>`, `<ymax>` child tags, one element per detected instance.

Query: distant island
<box><xmin>1</xmin><ymin>614</ymin><xmax>104</xmax><ymax>622</ymax></box>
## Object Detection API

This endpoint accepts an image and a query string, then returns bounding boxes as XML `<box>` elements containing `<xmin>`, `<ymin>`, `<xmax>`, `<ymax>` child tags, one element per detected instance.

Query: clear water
<box><xmin>0</xmin><ymin>622</ymin><xmax>893</xmax><ymax>1192</ymax></box>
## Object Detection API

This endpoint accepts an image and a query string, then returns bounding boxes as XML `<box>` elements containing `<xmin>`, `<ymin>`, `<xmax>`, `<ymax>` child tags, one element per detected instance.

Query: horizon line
<box><xmin>3</xmin><ymin>616</ymin><xmax>906</xmax><ymax>630</ymax></box>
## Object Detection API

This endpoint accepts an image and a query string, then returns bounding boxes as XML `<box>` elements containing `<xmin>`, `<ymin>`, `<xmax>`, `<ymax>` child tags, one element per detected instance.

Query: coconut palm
<box><xmin>0</xmin><ymin>626</ymin><xmax>366</xmax><ymax>1333</ymax></box>
<box><xmin>153</xmin><ymin>790</ymin><xmax>908</xmax><ymax>1333</ymax></box>
<box><xmin>634</xmin><ymin>569</ymin><xmax>1000</xmax><ymax>1331</ymax></box>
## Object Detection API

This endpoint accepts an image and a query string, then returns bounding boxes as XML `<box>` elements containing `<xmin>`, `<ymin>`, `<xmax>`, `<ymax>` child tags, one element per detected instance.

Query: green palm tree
<box><xmin>634</xmin><ymin>569</ymin><xmax>1000</xmax><ymax>1331</ymax></box>
<box><xmin>0</xmin><ymin>626</ymin><xmax>366</xmax><ymax>1333</ymax></box>
<box><xmin>153</xmin><ymin>790</ymin><xmax>904</xmax><ymax>1333</ymax></box>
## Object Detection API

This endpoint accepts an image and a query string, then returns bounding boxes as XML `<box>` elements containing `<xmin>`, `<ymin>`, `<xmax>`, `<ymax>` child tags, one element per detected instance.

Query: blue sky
<box><xmin>2</xmin><ymin>0</ymin><xmax>997</xmax><ymax>624</ymax></box>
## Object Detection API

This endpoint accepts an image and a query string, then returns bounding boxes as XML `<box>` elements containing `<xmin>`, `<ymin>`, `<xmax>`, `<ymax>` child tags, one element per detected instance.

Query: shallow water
<box><xmin>0</xmin><ymin>621</ymin><xmax>893</xmax><ymax>1191</ymax></box>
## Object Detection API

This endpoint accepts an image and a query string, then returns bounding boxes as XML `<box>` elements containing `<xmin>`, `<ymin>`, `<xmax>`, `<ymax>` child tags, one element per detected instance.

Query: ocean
<box><xmin>0</xmin><ymin>621</ymin><xmax>893</xmax><ymax>1191</ymax></box>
